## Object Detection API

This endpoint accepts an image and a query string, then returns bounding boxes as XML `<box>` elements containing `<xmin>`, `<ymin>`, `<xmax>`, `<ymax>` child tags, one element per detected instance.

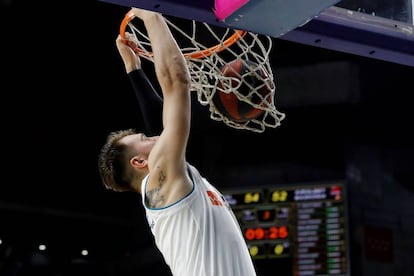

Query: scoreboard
<box><xmin>222</xmin><ymin>181</ymin><xmax>350</xmax><ymax>276</ymax></box>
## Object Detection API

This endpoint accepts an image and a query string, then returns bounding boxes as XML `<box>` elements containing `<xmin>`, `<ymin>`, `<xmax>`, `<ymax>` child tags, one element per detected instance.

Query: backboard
<box><xmin>99</xmin><ymin>0</ymin><xmax>341</xmax><ymax>37</ymax></box>
<box><xmin>99</xmin><ymin>0</ymin><xmax>414</xmax><ymax>66</ymax></box>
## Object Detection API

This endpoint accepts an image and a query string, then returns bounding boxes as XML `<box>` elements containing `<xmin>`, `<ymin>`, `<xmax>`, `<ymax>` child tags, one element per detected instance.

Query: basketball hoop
<box><xmin>120</xmin><ymin>10</ymin><xmax>285</xmax><ymax>133</ymax></box>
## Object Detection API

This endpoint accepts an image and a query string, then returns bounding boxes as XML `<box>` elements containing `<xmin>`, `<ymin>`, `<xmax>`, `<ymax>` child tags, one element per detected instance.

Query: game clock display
<box><xmin>223</xmin><ymin>182</ymin><xmax>349</xmax><ymax>276</ymax></box>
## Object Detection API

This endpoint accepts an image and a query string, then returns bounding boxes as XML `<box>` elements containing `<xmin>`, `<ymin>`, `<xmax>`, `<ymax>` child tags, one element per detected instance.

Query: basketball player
<box><xmin>98</xmin><ymin>7</ymin><xmax>257</xmax><ymax>276</ymax></box>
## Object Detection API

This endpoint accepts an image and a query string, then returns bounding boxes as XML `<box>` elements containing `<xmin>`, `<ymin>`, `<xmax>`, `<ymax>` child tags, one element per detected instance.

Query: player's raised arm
<box><xmin>131</xmin><ymin>8</ymin><xmax>192</xmax><ymax>205</ymax></box>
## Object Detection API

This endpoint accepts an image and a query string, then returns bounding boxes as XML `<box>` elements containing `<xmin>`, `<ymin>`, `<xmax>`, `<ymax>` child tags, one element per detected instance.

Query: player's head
<box><xmin>98</xmin><ymin>128</ymin><xmax>158</xmax><ymax>192</ymax></box>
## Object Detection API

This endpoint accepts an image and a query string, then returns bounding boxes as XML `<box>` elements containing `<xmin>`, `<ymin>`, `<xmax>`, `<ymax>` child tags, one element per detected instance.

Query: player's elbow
<box><xmin>159</xmin><ymin>57</ymin><xmax>190</xmax><ymax>92</ymax></box>
<box><xmin>175</xmin><ymin>70</ymin><xmax>191</xmax><ymax>90</ymax></box>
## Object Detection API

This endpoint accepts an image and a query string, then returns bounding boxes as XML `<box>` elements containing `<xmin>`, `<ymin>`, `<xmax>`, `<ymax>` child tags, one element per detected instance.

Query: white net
<box><xmin>124</xmin><ymin>15</ymin><xmax>285</xmax><ymax>133</ymax></box>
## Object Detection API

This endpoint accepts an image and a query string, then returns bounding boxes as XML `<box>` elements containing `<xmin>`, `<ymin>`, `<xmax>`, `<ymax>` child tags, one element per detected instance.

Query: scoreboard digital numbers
<box><xmin>223</xmin><ymin>182</ymin><xmax>349</xmax><ymax>276</ymax></box>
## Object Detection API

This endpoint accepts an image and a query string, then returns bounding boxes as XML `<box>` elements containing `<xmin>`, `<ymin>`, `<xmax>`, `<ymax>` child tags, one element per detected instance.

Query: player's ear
<box><xmin>130</xmin><ymin>156</ymin><xmax>147</xmax><ymax>169</ymax></box>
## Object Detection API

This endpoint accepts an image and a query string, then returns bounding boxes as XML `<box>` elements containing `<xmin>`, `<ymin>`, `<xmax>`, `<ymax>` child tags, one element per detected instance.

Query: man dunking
<box><xmin>98</xmin><ymin>7</ymin><xmax>257</xmax><ymax>276</ymax></box>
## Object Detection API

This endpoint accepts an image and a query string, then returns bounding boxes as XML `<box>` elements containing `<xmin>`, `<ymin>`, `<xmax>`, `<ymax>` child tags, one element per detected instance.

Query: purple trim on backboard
<box><xmin>214</xmin><ymin>0</ymin><xmax>249</xmax><ymax>21</ymax></box>
<box><xmin>98</xmin><ymin>0</ymin><xmax>220</xmax><ymax>25</ymax></box>
<box><xmin>281</xmin><ymin>6</ymin><xmax>414</xmax><ymax>67</ymax></box>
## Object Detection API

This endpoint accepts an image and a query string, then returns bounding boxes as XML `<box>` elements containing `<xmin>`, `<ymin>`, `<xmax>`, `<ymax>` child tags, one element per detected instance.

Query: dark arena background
<box><xmin>1</xmin><ymin>0</ymin><xmax>414</xmax><ymax>275</ymax></box>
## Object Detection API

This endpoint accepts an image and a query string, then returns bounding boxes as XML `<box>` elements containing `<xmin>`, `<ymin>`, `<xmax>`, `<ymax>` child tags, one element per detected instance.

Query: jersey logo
<box><xmin>207</xmin><ymin>190</ymin><xmax>224</xmax><ymax>206</ymax></box>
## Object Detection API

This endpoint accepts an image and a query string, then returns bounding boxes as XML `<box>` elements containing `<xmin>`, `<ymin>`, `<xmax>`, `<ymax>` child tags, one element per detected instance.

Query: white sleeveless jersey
<box><xmin>142</xmin><ymin>164</ymin><xmax>257</xmax><ymax>276</ymax></box>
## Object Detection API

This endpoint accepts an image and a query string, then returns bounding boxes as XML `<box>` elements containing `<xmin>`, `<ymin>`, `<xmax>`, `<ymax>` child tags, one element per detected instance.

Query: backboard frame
<box><xmin>98</xmin><ymin>0</ymin><xmax>414</xmax><ymax>66</ymax></box>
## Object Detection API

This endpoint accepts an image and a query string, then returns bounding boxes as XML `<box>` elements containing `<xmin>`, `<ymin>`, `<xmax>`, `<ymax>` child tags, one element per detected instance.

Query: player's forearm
<box><xmin>140</xmin><ymin>12</ymin><xmax>190</xmax><ymax>95</ymax></box>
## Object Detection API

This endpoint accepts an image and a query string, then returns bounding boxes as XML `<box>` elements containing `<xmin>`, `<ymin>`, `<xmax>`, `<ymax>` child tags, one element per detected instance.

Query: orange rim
<box><xmin>120</xmin><ymin>10</ymin><xmax>247</xmax><ymax>60</ymax></box>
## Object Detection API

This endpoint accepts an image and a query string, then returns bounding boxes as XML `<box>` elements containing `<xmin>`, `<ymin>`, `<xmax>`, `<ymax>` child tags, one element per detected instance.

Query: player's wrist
<box><xmin>124</xmin><ymin>60</ymin><xmax>141</xmax><ymax>73</ymax></box>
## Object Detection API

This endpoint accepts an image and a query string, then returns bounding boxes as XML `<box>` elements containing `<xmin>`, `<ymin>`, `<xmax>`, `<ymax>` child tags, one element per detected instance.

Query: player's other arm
<box><xmin>116</xmin><ymin>32</ymin><xmax>163</xmax><ymax>136</ymax></box>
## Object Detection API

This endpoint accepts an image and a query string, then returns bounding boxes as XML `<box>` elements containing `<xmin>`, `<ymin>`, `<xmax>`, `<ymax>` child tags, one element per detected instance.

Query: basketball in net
<box><xmin>213</xmin><ymin>59</ymin><xmax>272</xmax><ymax>123</ymax></box>
<box><xmin>120</xmin><ymin>9</ymin><xmax>285</xmax><ymax>132</ymax></box>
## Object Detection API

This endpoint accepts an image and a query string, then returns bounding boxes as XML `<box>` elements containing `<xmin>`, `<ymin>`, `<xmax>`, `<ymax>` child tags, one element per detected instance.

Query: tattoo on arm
<box><xmin>145</xmin><ymin>170</ymin><xmax>166</xmax><ymax>208</ymax></box>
